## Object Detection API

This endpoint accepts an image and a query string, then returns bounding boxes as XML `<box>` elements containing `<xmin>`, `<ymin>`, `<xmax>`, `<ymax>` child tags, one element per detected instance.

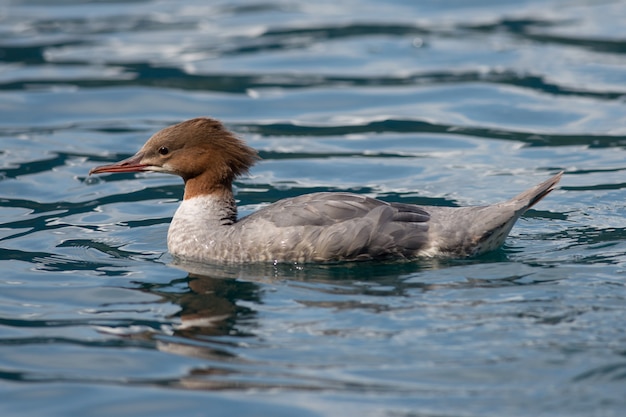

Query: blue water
<box><xmin>1</xmin><ymin>0</ymin><xmax>626</xmax><ymax>416</ymax></box>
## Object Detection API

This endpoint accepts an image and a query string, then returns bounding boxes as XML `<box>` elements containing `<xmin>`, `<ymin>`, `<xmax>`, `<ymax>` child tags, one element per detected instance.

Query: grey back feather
<box><xmin>235</xmin><ymin>172</ymin><xmax>562</xmax><ymax>261</ymax></box>
<box><xmin>239</xmin><ymin>192</ymin><xmax>431</xmax><ymax>261</ymax></box>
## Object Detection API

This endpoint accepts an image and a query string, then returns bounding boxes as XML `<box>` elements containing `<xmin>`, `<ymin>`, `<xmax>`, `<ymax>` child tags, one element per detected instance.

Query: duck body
<box><xmin>167</xmin><ymin>178</ymin><xmax>561</xmax><ymax>263</ymax></box>
<box><xmin>90</xmin><ymin>117</ymin><xmax>563</xmax><ymax>264</ymax></box>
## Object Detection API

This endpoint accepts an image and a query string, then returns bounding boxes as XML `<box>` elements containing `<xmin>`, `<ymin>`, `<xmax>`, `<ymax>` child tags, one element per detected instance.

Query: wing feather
<box><xmin>239</xmin><ymin>192</ymin><xmax>431</xmax><ymax>261</ymax></box>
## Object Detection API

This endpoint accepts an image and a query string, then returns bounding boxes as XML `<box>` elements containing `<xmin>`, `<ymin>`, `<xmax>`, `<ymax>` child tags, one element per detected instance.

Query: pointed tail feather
<box><xmin>510</xmin><ymin>171</ymin><xmax>563</xmax><ymax>211</ymax></box>
<box><xmin>463</xmin><ymin>171</ymin><xmax>563</xmax><ymax>255</ymax></box>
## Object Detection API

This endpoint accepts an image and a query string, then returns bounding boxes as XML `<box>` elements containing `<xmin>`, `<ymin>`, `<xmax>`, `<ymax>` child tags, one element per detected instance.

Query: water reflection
<box><xmin>127</xmin><ymin>253</ymin><xmax>572</xmax><ymax>392</ymax></box>
<box><xmin>150</xmin><ymin>253</ymin><xmax>528</xmax><ymax>341</ymax></box>
<box><xmin>138</xmin><ymin>261</ymin><xmax>413</xmax><ymax>391</ymax></box>
<box><xmin>163</xmin><ymin>272</ymin><xmax>260</xmax><ymax>339</ymax></box>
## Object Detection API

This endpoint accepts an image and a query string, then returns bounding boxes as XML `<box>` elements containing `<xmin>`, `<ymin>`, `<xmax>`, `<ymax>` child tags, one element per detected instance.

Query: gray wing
<box><xmin>239</xmin><ymin>192</ymin><xmax>431</xmax><ymax>261</ymax></box>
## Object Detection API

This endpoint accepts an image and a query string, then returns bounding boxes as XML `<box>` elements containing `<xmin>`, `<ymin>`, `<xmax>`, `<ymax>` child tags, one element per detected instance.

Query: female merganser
<box><xmin>89</xmin><ymin>117</ymin><xmax>563</xmax><ymax>264</ymax></box>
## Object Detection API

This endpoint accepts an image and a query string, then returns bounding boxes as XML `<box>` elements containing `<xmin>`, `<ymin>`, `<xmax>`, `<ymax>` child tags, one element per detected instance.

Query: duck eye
<box><xmin>158</xmin><ymin>146</ymin><xmax>169</xmax><ymax>156</ymax></box>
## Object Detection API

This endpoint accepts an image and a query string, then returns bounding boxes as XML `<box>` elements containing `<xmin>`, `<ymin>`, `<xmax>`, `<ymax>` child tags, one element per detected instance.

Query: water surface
<box><xmin>1</xmin><ymin>1</ymin><xmax>626</xmax><ymax>416</ymax></box>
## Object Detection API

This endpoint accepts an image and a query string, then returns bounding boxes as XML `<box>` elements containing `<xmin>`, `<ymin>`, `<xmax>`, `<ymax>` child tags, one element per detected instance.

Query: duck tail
<box><xmin>511</xmin><ymin>171</ymin><xmax>563</xmax><ymax>211</ymax></box>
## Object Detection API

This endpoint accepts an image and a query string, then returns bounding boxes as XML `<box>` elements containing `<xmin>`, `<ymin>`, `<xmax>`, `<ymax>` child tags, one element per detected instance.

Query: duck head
<box><xmin>90</xmin><ymin>117</ymin><xmax>259</xmax><ymax>199</ymax></box>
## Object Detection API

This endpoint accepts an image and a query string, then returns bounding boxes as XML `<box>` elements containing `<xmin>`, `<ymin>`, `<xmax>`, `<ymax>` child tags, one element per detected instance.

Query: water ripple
<box><xmin>1</xmin><ymin>1</ymin><xmax>626</xmax><ymax>416</ymax></box>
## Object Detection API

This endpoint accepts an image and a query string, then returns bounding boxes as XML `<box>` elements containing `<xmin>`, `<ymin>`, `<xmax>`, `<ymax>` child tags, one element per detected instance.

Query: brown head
<box><xmin>89</xmin><ymin>118</ymin><xmax>258</xmax><ymax>199</ymax></box>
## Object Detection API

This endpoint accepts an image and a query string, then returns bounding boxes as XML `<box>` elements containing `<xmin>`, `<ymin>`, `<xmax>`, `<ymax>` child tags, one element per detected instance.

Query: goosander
<box><xmin>90</xmin><ymin>117</ymin><xmax>563</xmax><ymax>264</ymax></box>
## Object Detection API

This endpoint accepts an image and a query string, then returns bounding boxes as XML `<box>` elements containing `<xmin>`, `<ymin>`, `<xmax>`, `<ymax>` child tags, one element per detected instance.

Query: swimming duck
<box><xmin>90</xmin><ymin>117</ymin><xmax>562</xmax><ymax>263</ymax></box>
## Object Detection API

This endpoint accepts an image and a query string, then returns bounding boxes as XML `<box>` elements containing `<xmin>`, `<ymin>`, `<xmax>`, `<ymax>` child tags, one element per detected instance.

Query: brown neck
<box><xmin>183</xmin><ymin>174</ymin><xmax>234</xmax><ymax>201</ymax></box>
